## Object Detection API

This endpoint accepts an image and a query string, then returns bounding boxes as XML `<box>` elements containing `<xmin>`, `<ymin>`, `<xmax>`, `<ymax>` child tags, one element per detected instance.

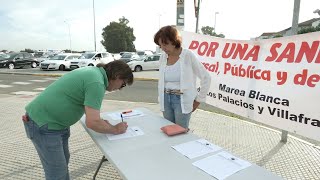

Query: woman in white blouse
<box><xmin>154</xmin><ymin>25</ymin><xmax>211</xmax><ymax>129</ymax></box>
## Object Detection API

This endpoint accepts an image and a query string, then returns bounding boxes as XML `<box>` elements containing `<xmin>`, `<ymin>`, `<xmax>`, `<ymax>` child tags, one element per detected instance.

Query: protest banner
<box><xmin>181</xmin><ymin>31</ymin><xmax>320</xmax><ymax>141</ymax></box>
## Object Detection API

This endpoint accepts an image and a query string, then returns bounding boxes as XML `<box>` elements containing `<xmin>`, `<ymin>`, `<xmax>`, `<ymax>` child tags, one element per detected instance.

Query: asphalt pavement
<box><xmin>0</xmin><ymin>68</ymin><xmax>319</xmax><ymax>180</ymax></box>
<box><xmin>0</xmin><ymin>68</ymin><xmax>159</xmax><ymax>80</ymax></box>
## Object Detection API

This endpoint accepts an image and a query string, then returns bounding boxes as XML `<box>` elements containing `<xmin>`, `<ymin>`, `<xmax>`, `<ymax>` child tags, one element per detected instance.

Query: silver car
<box><xmin>127</xmin><ymin>54</ymin><xmax>160</xmax><ymax>72</ymax></box>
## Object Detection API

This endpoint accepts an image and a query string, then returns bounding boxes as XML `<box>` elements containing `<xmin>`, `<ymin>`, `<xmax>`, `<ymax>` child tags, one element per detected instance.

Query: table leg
<box><xmin>93</xmin><ymin>155</ymin><xmax>109</xmax><ymax>180</ymax></box>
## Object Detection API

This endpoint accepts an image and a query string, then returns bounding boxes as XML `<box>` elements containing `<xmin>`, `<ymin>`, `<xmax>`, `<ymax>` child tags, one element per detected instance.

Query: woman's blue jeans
<box><xmin>23</xmin><ymin>115</ymin><xmax>70</xmax><ymax>180</ymax></box>
<box><xmin>163</xmin><ymin>93</ymin><xmax>192</xmax><ymax>129</ymax></box>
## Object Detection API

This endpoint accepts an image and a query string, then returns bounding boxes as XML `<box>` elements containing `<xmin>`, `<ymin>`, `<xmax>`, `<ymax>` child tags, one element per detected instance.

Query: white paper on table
<box><xmin>171</xmin><ymin>139</ymin><xmax>222</xmax><ymax>159</ymax></box>
<box><xmin>107</xmin><ymin>110</ymin><xmax>144</xmax><ymax>120</ymax></box>
<box><xmin>192</xmin><ymin>151</ymin><xmax>252</xmax><ymax>180</ymax></box>
<box><xmin>106</xmin><ymin>126</ymin><xmax>144</xmax><ymax>140</ymax></box>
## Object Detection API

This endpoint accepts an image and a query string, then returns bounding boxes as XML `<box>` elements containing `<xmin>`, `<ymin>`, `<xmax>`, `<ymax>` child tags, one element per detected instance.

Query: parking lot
<box><xmin>0</xmin><ymin>66</ymin><xmax>160</xmax><ymax>80</ymax></box>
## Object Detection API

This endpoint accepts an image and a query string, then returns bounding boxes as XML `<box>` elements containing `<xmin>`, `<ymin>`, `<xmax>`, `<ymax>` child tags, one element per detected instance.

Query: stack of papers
<box><xmin>122</xmin><ymin>110</ymin><xmax>143</xmax><ymax>118</ymax></box>
<box><xmin>107</xmin><ymin>109</ymin><xmax>144</xmax><ymax>120</ymax></box>
<box><xmin>171</xmin><ymin>139</ymin><xmax>222</xmax><ymax>159</ymax></box>
<box><xmin>106</xmin><ymin>126</ymin><xmax>144</xmax><ymax>140</ymax></box>
<box><xmin>192</xmin><ymin>151</ymin><xmax>252</xmax><ymax>180</ymax></box>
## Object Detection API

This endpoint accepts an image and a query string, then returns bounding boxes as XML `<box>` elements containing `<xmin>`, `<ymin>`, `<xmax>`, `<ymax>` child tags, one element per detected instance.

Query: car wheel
<box><xmin>59</xmin><ymin>65</ymin><xmax>65</xmax><ymax>71</ymax></box>
<box><xmin>134</xmin><ymin>66</ymin><xmax>142</xmax><ymax>72</ymax></box>
<box><xmin>88</xmin><ymin>64</ymin><xmax>94</xmax><ymax>66</ymax></box>
<box><xmin>8</xmin><ymin>63</ymin><xmax>15</xmax><ymax>69</ymax></box>
<box><xmin>31</xmin><ymin>62</ymin><xmax>37</xmax><ymax>68</ymax></box>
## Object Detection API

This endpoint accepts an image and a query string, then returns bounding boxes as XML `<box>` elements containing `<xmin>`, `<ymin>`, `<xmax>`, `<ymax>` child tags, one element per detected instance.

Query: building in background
<box><xmin>255</xmin><ymin>18</ymin><xmax>320</xmax><ymax>40</ymax></box>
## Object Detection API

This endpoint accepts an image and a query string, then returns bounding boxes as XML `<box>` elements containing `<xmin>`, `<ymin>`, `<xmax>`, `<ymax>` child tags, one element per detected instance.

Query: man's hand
<box><xmin>85</xmin><ymin>106</ymin><xmax>128</xmax><ymax>134</ymax></box>
<box><xmin>192</xmin><ymin>100</ymin><xmax>200</xmax><ymax>112</ymax></box>
<box><xmin>112</xmin><ymin>122</ymin><xmax>128</xmax><ymax>134</ymax></box>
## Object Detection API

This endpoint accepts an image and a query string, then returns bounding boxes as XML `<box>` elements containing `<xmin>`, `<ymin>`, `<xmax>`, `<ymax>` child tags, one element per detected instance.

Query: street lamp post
<box><xmin>158</xmin><ymin>13</ymin><xmax>162</xmax><ymax>29</ymax></box>
<box><xmin>214</xmin><ymin>12</ymin><xmax>219</xmax><ymax>33</ymax></box>
<box><xmin>280</xmin><ymin>0</ymin><xmax>300</xmax><ymax>143</ymax></box>
<box><xmin>64</xmin><ymin>20</ymin><xmax>72</xmax><ymax>53</ymax></box>
<box><xmin>93</xmin><ymin>0</ymin><xmax>97</xmax><ymax>52</ymax></box>
<box><xmin>195</xmin><ymin>0</ymin><xmax>201</xmax><ymax>33</ymax></box>
<box><xmin>290</xmin><ymin>0</ymin><xmax>300</xmax><ymax>36</ymax></box>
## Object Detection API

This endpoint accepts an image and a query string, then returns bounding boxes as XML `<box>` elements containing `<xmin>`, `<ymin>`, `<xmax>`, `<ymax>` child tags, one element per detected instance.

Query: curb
<box><xmin>0</xmin><ymin>72</ymin><xmax>159</xmax><ymax>81</ymax></box>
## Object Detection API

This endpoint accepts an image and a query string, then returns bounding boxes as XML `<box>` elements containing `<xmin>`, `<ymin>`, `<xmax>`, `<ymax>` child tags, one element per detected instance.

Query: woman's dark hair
<box><xmin>154</xmin><ymin>25</ymin><xmax>182</xmax><ymax>48</ymax></box>
<box><xmin>97</xmin><ymin>61</ymin><xmax>133</xmax><ymax>85</ymax></box>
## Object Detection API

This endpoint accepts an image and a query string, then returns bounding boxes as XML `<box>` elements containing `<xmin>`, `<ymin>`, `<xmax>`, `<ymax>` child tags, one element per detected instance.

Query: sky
<box><xmin>0</xmin><ymin>0</ymin><xmax>319</xmax><ymax>52</ymax></box>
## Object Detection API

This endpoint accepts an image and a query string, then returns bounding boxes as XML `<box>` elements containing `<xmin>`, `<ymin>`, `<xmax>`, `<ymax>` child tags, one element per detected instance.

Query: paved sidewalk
<box><xmin>0</xmin><ymin>95</ymin><xmax>319</xmax><ymax>180</ymax></box>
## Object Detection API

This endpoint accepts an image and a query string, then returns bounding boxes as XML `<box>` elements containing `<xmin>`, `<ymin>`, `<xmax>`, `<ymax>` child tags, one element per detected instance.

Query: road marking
<box><xmin>29</xmin><ymin>80</ymin><xmax>48</xmax><ymax>82</ymax></box>
<box><xmin>0</xmin><ymin>84</ymin><xmax>13</xmax><ymax>88</ymax></box>
<box><xmin>44</xmin><ymin>78</ymin><xmax>59</xmax><ymax>81</ymax></box>
<box><xmin>12</xmin><ymin>82</ymin><xmax>31</xmax><ymax>85</ymax></box>
<box><xmin>11</xmin><ymin>91</ymin><xmax>40</xmax><ymax>95</ymax></box>
<box><xmin>34</xmin><ymin>88</ymin><xmax>46</xmax><ymax>91</ymax></box>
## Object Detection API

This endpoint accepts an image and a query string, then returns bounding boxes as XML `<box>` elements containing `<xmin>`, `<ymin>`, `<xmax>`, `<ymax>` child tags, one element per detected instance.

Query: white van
<box><xmin>69</xmin><ymin>52</ymin><xmax>114</xmax><ymax>69</ymax></box>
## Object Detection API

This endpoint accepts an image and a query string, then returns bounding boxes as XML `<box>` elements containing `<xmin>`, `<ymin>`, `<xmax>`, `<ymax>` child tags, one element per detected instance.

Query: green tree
<box><xmin>273</xmin><ymin>34</ymin><xmax>283</xmax><ymax>38</ymax></box>
<box><xmin>317</xmin><ymin>24</ymin><xmax>320</xmax><ymax>31</ymax></box>
<box><xmin>101</xmin><ymin>16</ymin><xmax>136</xmax><ymax>53</ymax></box>
<box><xmin>63</xmin><ymin>49</ymin><xmax>71</xmax><ymax>53</ymax></box>
<box><xmin>298</xmin><ymin>24</ymin><xmax>320</xmax><ymax>34</ymax></box>
<box><xmin>21</xmin><ymin>48</ymin><xmax>34</xmax><ymax>53</ymax></box>
<box><xmin>201</xmin><ymin>26</ymin><xmax>225</xmax><ymax>38</ymax></box>
<box><xmin>298</xmin><ymin>27</ymin><xmax>316</xmax><ymax>34</ymax></box>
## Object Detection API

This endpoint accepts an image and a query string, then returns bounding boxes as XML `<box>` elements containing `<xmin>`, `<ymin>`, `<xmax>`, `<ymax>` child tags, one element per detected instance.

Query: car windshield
<box><xmin>4</xmin><ymin>53</ymin><xmax>18</xmax><ymax>59</ymax></box>
<box><xmin>40</xmin><ymin>54</ymin><xmax>54</xmax><ymax>58</ymax></box>
<box><xmin>137</xmin><ymin>51</ymin><xmax>144</xmax><ymax>56</ymax></box>
<box><xmin>50</xmin><ymin>55</ymin><xmax>67</xmax><ymax>60</ymax></box>
<box><xmin>121</xmin><ymin>54</ymin><xmax>132</xmax><ymax>58</ymax></box>
<box><xmin>0</xmin><ymin>54</ymin><xmax>10</xmax><ymax>59</ymax></box>
<box><xmin>79</xmin><ymin>53</ymin><xmax>95</xmax><ymax>59</ymax></box>
<box><xmin>34</xmin><ymin>52</ymin><xmax>44</xmax><ymax>57</ymax></box>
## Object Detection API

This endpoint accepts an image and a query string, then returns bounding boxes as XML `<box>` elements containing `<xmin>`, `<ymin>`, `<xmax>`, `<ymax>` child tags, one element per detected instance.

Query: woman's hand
<box><xmin>192</xmin><ymin>100</ymin><xmax>200</xmax><ymax>112</ymax></box>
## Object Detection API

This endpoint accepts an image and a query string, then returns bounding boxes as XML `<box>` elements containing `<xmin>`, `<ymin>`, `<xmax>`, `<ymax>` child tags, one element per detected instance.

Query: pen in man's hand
<box><xmin>120</xmin><ymin>113</ymin><xmax>123</xmax><ymax>122</ymax></box>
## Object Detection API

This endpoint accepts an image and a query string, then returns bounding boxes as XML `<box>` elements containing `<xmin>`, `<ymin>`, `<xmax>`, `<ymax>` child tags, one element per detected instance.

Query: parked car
<box><xmin>40</xmin><ymin>53</ymin><xmax>81</xmax><ymax>71</ymax></box>
<box><xmin>69</xmin><ymin>52</ymin><xmax>114</xmax><ymax>69</ymax></box>
<box><xmin>112</xmin><ymin>53</ymin><xmax>121</xmax><ymax>60</ymax></box>
<box><xmin>119</xmin><ymin>51</ymin><xmax>132</xmax><ymax>56</ymax></box>
<box><xmin>0</xmin><ymin>52</ymin><xmax>39</xmax><ymax>69</ymax></box>
<box><xmin>136</xmin><ymin>50</ymin><xmax>153</xmax><ymax>58</ymax></box>
<box><xmin>127</xmin><ymin>54</ymin><xmax>160</xmax><ymax>72</ymax></box>
<box><xmin>36</xmin><ymin>54</ymin><xmax>56</xmax><ymax>63</ymax></box>
<box><xmin>118</xmin><ymin>52</ymin><xmax>140</xmax><ymax>63</ymax></box>
<box><xmin>33</xmin><ymin>51</ymin><xmax>45</xmax><ymax>58</ymax></box>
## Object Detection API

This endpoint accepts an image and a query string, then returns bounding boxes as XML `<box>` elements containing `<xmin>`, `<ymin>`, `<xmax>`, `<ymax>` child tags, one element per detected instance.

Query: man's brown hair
<box><xmin>97</xmin><ymin>61</ymin><xmax>133</xmax><ymax>85</ymax></box>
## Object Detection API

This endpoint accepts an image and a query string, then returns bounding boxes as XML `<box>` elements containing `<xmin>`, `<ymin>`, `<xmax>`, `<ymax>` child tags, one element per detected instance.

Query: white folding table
<box><xmin>80</xmin><ymin>107</ymin><xmax>282</xmax><ymax>180</ymax></box>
